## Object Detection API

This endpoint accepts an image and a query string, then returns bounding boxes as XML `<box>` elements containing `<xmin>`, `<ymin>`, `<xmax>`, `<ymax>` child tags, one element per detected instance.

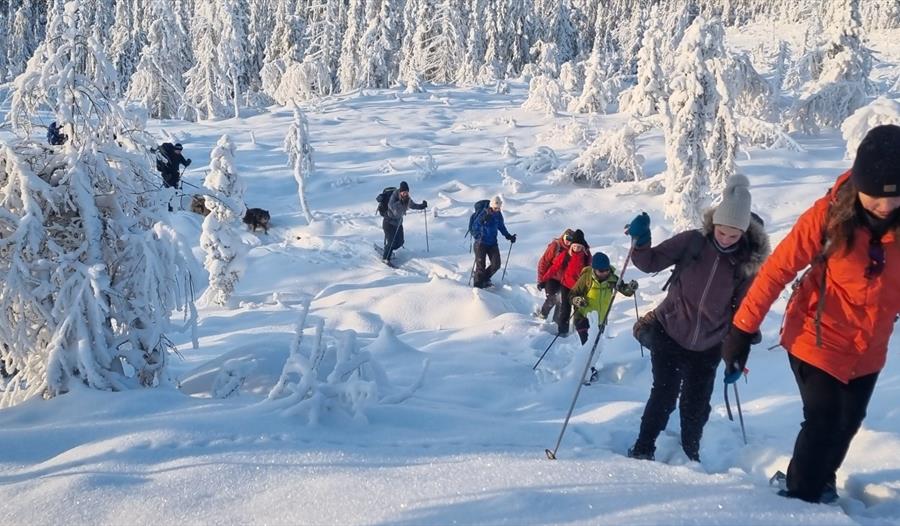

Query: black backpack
<box><xmin>465</xmin><ymin>199</ymin><xmax>491</xmax><ymax>238</ymax></box>
<box><xmin>376</xmin><ymin>187</ymin><xmax>397</xmax><ymax>217</ymax></box>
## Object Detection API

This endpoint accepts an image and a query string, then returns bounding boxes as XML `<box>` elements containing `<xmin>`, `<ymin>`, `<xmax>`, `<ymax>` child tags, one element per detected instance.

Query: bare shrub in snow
<box><xmin>737</xmin><ymin>117</ymin><xmax>805</xmax><ymax>152</ymax></box>
<box><xmin>410</xmin><ymin>151</ymin><xmax>437</xmax><ymax>179</ymax></box>
<box><xmin>284</xmin><ymin>105</ymin><xmax>315</xmax><ymax>224</ymax></box>
<box><xmin>520</xmin><ymin>146</ymin><xmax>560</xmax><ymax>176</ymax></box>
<box><xmin>200</xmin><ymin>135</ymin><xmax>247</xmax><ymax>307</ymax></box>
<box><xmin>841</xmin><ymin>97</ymin><xmax>900</xmax><ymax>157</ymax></box>
<box><xmin>552</xmin><ymin>119</ymin><xmax>653</xmax><ymax>187</ymax></box>
<box><xmin>500</xmin><ymin>167</ymin><xmax>524</xmax><ymax>194</ymax></box>
<box><xmin>212</xmin><ymin>358</ymin><xmax>257</xmax><ymax>398</ymax></box>
<box><xmin>0</xmin><ymin>0</ymin><xmax>198</xmax><ymax>406</ymax></box>
<box><xmin>267</xmin><ymin>305</ymin><xmax>428</xmax><ymax>424</ymax></box>
<box><xmin>501</xmin><ymin>137</ymin><xmax>518</xmax><ymax>159</ymax></box>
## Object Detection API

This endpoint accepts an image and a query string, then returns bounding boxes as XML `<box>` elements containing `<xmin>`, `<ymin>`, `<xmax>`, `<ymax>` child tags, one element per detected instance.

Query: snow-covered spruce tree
<box><xmin>337</xmin><ymin>0</ymin><xmax>366</xmax><ymax>91</ymax></box>
<box><xmin>427</xmin><ymin>0</ymin><xmax>467</xmax><ymax>84</ymax></box>
<box><xmin>539</xmin><ymin>0</ymin><xmax>577</xmax><ymax>66</ymax></box>
<box><xmin>531</xmin><ymin>40</ymin><xmax>560</xmax><ymax>78</ymax></box>
<box><xmin>242</xmin><ymin>0</ymin><xmax>275</xmax><ymax>103</ymax></box>
<box><xmin>107</xmin><ymin>0</ymin><xmax>147</xmax><ymax>95</ymax></box>
<box><xmin>285</xmin><ymin>105</ymin><xmax>315</xmax><ymax>224</ymax></box>
<box><xmin>458</xmin><ymin>0</ymin><xmax>487</xmax><ymax>85</ymax></box>
<box><xmin>6</xmin><ymin>0</ymin><xmax>39</xmax><ymax>79</ymax></box>
<box><xmin>200</xmin><ymin>135</ymin><xmax>247</xmax><ymax>307</ymax></box>
<box><xmin>126</xmin><ymin>1</ymin><xmax>189</xmax><ymax>119</ymax></box>
<box><xmin>1</xmin><ymin>0</ymin><xmax>198</xmax><ymax>406</ymax></box>
<box><xmin>0</xmin><ymin>13</ymin><xmax>7</xmax><ymax>79</ymax></box>
<box><xmin>788</xmin><ymin>0</ymin><xmax>873</xmax><ymax>133</ymax></box>
<box><xmin>260</xmin><ymin>1</ymin><xmax>304</xmax><ymax>100</ymax></box>
<box><xmin>618</xmin><ymin>5</ymin><xmax>667</xmax><ymax>117</ymax></box>
<box><xmin>568</xmin><ymin>41</ymin><xmax>610</xmax><ymax>114</ymax></box>
<box><xmin>522</xmin><ymin>74</ymin><xmax>566</xmax><ymax>115</ymax></box>
<box><xmin>357</xmin><ymin>0</ymin><xmax>403</xmax><ymax>89</ymax></box>
<box><xmin>505</xmin><ymin>0</ymin><xmax>536</xmax><ymax>77</ymax></box>
<box><xmin>726</xmin><ymin>51</ymin><xmax>773</xmax><ymax>121</ymax></box>
<box><xmin>552</xmin><ymin>118</ymin><xmax>655</xmax><ymax>187</ymax></box>
<box><xmin>663</xmin><ymin>16</ymin><xmax>733</xmax><ymax>231</ymax></box>
<box><xmin>184</xmin><ymin>0</ymin><xmax>246</xmax><ymax>120</ymax></box>
<box><xmin>478</xmin><ymin>0</ymin><xmax>505</xmax><ymax>82</ymax></box>
<box><xmin>769</xmin><ymin>40</ymin><xmax>791</xmax><ymax>97</ymax></box>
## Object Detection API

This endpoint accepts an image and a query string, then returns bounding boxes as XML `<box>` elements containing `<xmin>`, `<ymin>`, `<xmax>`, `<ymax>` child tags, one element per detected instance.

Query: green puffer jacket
<box><xmin>569</xmin><ymin>266</ymin><xmax>636</xmax><ymax>321</ymax></box>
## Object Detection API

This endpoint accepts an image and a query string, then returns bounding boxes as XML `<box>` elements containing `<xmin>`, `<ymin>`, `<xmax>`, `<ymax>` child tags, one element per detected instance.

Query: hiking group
<box><xmin>378</xmin><ymin>124</ymin><xmax>900</xmax><ymax>506</ymax></box>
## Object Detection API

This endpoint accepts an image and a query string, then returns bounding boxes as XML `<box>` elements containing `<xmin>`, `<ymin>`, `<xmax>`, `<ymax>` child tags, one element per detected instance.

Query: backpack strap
<box><xmin>661</xmin><ymin>230</ymin><xmax>706</xmax><ymax>292</ymax></box>
<box><xmin>812</xmin><ymin>191</ymin><xmax>836</xmax><ymax>347</ymax></box>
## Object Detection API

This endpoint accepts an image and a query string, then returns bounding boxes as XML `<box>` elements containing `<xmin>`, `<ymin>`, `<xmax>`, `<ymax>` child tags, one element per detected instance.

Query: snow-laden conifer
<box><xmin>840</xmin><ymin>97</ymin><xmax>900</xmax><ymax>158</ymax></box>
<box><xmin>6</xmin><ymin>0</ymin><xmax>39</xmax><ymax>79</ymax></box>
<box><xmin>552</xmin><ymin>118</ymin><xmax>655</xmax><ymax>187</ymax></box>
<box><xmin>1</xmin><ymin>0</ymin><xmax>197</xmax><ymax>406</ymax></box>
<box><xmin>199</xmin><ymin>135</ymin><xmax>247</xmax><ymax>307</ymax></box>
<box><xmin>618</xmin><ymin>5</ymin><xmax>667</xmax><ymax>117</ymax></box>
<box><xmin>357</xmin><ymin>0</ymin><xmax>403</xmax><ymax>88</ymax></box>
<box><xmin>522</xmin><ymin>74</ymin><xmax>566</xmax><ymax>115</ymax></box>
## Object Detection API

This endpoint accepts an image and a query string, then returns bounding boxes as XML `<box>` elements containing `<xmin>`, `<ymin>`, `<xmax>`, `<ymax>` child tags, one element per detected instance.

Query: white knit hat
<box><xmin>713</xmin><ymin>174</ymin><xmax>752</xmax><ymax>231</ymax></box>
<box><xmin>490</xmin><ymin>195</ymin><xmax>503</xmax><ymax>209</ymax></box>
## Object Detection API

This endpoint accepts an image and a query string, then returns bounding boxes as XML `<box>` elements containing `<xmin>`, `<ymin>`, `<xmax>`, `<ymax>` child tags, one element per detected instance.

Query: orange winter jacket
<box><xmin>733</xmin><ymin>172</ymin><xmax>900</xmax><ymax>383</ymax></box>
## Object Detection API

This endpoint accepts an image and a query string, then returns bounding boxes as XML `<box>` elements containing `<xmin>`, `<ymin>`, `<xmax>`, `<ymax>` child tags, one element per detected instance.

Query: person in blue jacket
<box><xmin>471</xmin><ymin>195</ymin><xmax>516</xmax><ymax>288</ymax></box>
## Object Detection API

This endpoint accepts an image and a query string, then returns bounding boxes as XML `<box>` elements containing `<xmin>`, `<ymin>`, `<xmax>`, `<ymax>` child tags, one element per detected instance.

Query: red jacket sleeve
<box><xmin>541</xmin><ymin>251</ymin><xmax>565</xmax><ymax>283</ymax></box>
<box><xmin>537</xmin><ymin>242</ymin><xmax>557</xmax><ymax>281</ymax></box>
<box><xmin>733</xmin><ymin>195</ymin><xmax>828</xmax><ymax>333</ymax></box>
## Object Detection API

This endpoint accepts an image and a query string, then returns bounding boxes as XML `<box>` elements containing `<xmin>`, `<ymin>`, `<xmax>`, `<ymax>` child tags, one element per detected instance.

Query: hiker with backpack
<box><xmin>471</xmin><ymin>195</ymin><xmax>516</xmax><ymax>288</ymax></box>
<box><xmin>536</xmin><ymin>228</ymin><xmax>575</xmax><ymax>320</ymax></box>
<box><xmin>156</xmin><ymin>142</ymin><xmax>192</xmax><ymax>189</ymax></box>
<box><xmin>624</xmin><ymin>174</ymin><xmax>771</xmax><ymax>463</ymax></box>
<box><xmin>721</xmin><ymin>124</ymin><xmax>900</xmax><ymax>504</ymax></box>
<box><xmin>537</xmin><ymin>229</ymin><xmax>590</xmax><ymax>336</ymax></box>
<box><xmin>47</xmin><ymin>121</ymin><xmax>68</xmax><ymax>146</ymax></box>
<box><xmin>379</xmin><ymin>181</ymin><xmax>427</xmax><ymax>264</ymax></box>
<box><xmin>570</xmin><ymin>252</ymin><xmax>639</xmax><ymax>345</ymax></box>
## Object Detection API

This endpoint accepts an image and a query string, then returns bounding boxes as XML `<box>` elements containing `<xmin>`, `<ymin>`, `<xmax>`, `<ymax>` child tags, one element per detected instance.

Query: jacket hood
<box><xmin>701</xmin><ymin>208</ymin><xmax>771</xmax><ymax>278</ymax></box>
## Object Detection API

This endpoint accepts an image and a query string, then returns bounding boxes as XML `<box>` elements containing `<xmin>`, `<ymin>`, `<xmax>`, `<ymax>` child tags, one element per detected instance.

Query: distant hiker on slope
<box><xmin>156</xmin><ymin>142</ymin><xmax>192</xmax><ymax>189</ymax></box>
<box><xmin>471</xmin><ymin>195</ymin><xmax>516</xmax><ymax>288</ymax></box>
<box><xmin>381</xmin><ymin>181</ymin><xmax>427</xmax><ymax>264</ymax></box>
<box><xmin>47</xmin><ymin>121</ymin><xmax>68</xmax><ymax>146</ymax></box>
<box><xmin>536</xmin><ymin>228</ymin><xmax>575</xmax><ymax>320</ymax></box>
<box><xmin>625</xmin><ymin>174</ymin><xmax>770</xmax><ymax>463</ymax></box>
<box><xmin>538</xmin><ymin>229</ymin><xmax>590</xmax><ymax>336</ymax></box>
<box><xmin>722</xmin><ymin>124</ymin><xmax>900</xmax><ymax>504</ymax></box>
<box><xmin>570</xmin><ymin>251</ymin><xmax>638</xmax><ymax>345</ymax></box>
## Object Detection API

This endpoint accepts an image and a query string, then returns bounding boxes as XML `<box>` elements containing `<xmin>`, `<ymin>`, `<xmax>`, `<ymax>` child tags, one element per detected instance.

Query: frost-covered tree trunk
<box><xmin>125</xmin><ymin>1</ymin><xmax>189</xmax><ymax>119</ymax></box>
<box><xmin>1</xmin><ymin>0</ymin><xmax>198</xmax><ymax>407</ymax></box>
<box><xmin>200</xmin><ymin>135</ymin><xmax>247</xmax><ymax>307</ymax></box>
<box><xmin>218</xmin><ymin>0</ymin><xmax>246</xmax><ymax>118</ymax></box>
<box><xmin>285</xmin><ymin>105</ymin><xmax>315</xmax><ymax>224</ymax></box>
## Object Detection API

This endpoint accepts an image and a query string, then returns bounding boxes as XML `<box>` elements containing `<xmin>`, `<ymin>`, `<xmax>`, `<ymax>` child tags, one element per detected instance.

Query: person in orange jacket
<box><xmin>536</xmin><ymin>228</ymin><xmax>574</xmax><ymax>321</ymax></box>
<box><xmin>539</xmin><ymin>229</ymin><xmax>590</xmax><ymax>336</ymax></box>
<box><xmin>722</xmin><ymin>124</ymin><xmax>900</xmax><ymax>504</ymax></box>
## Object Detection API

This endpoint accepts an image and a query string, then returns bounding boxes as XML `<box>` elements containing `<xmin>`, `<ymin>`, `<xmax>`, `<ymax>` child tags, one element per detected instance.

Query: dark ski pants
<box><xmin>785</xmin><ymin>354</ymin><xmax>878</xmax><ymax>503</ymax></box>
<box><xmin>539</xmin><ymin>279</ymin><xmax>563</xmax><ymax>320</ymax></box>
<box><xmin>557</xmin><ymin>287</ymin><xmax>573</xmax><ymax>335</ymax></box>
<box><xmin>632</xmin><ymin>322</ymin><xmax>720</xmax><ymax>461</ymax></box>
<box><xmin>473</xmin><ymin>242</ymin><xmax>500</xmax><ymax>287</ymax></box>
<box><xmin>382</xmin><ymin>219</ymin><xmax>404</xmax><ymax>260</ymax></box>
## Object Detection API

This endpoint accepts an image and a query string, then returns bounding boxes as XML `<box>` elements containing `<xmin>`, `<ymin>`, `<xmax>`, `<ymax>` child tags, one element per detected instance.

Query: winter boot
<box><xmin>627</xmin><ymin>445</ymin><xmax>655</xmax><ymax>461</ymax></box>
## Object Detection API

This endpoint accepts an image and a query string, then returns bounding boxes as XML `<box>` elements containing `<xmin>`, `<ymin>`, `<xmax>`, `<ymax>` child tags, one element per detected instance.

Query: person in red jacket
<box><xmin>722</xmin><ymin>124</ymin><xmax>900</xmax><ymax>504</ymax></box>
<box><xmin>539</xmin><ymin>229</ymin><xmax>590</xmax><ymax>336</ymax></box>
<box><xmin>536</xmin><ymin>228</ymin><xmax>574</xmax><ymax>321</ymax></box>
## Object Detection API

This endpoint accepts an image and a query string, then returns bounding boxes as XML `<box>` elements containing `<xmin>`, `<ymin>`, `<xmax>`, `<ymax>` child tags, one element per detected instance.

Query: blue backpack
<box><xmin>465</xmin><ymin>200</ymin><xmax>491</xmax><ymax>238</ymax></box>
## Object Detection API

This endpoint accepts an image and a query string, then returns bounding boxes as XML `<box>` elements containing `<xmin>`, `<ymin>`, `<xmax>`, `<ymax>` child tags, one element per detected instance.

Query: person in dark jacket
<box><xmin>382</xmin><ymin>181</ymin><xmax>427</xmax><ymax>263</ymax></box>
<box><xmin>722</xmin><ymin>125</ymin><xmax>900</xmax><ymax>503</ymax></box>
<box><xmin>536</xmin><ymin>228</ymin><xmax>574</xmax><ymax>320</ymax></box>
<box><xmin>471</xmin><ymin>195</ymin><xmax>516</xmax><ymax>288</ymax></box>
<box><xmin>624</xmin><ymin>174</ymin><xmax>771</xmax><ymax>462</ymax></box>
<box><xmin>156</xmin><ymin>142</ymin><xmax>192</xmax><ymax>188</ymax></box>
<box><xmin>538</xmin><ymin>229</ymin><xmax>589</xmax><ymax>335</ymax></box>
<box><xmin>47</xmin><ymin>121</ymin><xmax>68</xmax><ymax>146</ymax></box>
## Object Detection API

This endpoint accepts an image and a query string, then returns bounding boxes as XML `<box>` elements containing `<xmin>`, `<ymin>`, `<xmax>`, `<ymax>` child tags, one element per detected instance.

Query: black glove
<box><xmin>722</xmin><ymin>325</ymin><xmax>754</xmax><ymax>383</ymax></box>
<box><xmin>628</xmin><ymin>279</ymin><xmax>638</xmax><ymax>290</ymax></box>
<box><xmin>508</xmin><ymin>234</ymin><xmax>517</xmax><ymax>243</ymax></box>
<box><xmin>537</xmin><ymin>282</ymin><xmax>545</xmax><ymax>291</ymax></box>
<box><xmin>184</xmin><ymin>158</ymin><xmax>192</xmax><ymax>167</ymax></box>
<box><xmin>421</xmin><ymin>200</ymin><xmax>428</xmax><ymax>208</ymax></box>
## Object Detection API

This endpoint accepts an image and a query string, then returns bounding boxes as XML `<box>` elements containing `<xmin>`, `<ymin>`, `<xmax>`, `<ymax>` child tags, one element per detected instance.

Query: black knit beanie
<box><xmin>852</xmin><ymin>124</ymin><xmax>900</xmax><ymax>197</ymax></box>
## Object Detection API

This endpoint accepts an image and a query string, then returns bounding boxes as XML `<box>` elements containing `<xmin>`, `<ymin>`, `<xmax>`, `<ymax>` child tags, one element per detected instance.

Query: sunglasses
<box><xmin>866</xmin><ymin>237</ymin><xmax>885</xmax><ymax>279</ymax></box>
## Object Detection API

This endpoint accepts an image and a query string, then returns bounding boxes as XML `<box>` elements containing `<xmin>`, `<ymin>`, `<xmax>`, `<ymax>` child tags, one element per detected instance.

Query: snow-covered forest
<box><xmin>1</xmin><ymin>0</ymin><xmax>900</xmax><ymax>524</ymax></box>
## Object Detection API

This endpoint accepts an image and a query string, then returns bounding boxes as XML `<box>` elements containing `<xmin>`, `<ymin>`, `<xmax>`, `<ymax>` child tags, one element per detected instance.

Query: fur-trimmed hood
<box><xmin>701</xmin><ymin>208</ymin><xmax>771</xmax><ymax>279</ymax></box>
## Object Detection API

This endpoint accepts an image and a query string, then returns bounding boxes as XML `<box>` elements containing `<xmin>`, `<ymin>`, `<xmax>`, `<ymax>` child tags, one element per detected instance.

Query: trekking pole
<box><xmin>546</xmin><ymin>241</ymin><xmax>635</xmax><ymax>460</ymax></box>
<box><xmin>384</xmin><ymin>217</ymin><xmax>403</xmax><ymax>261</ymax></box>
<box><xmin>532</xmin><ymin>334</ymin><xmax>560</xmax><ymax>370</ymax></box>
<box><xmin>500</xmin><ymin>240</ymin><xmax>514</xmax><ymax>282</ymax></box>
<box><xmin>633</xmin><ymin>294</ymin><xmax>644</xmax><ymax>358</ymax></box>
<box><xmin>724</xmin><ymin>378</ymin><xmax>749</xmax><ymax>445</ymax></box>
<box><xmin>423</xmin><ymin>208</ymin><xmax>430</xmax><ymax>252</ymax></box>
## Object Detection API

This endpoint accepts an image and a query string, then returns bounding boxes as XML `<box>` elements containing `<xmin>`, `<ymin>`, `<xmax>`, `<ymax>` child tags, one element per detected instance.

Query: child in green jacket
<box><xmin>570</xmin><ymin>252</ymin><xmax>638</xmax><ymax>345</ymax></box>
